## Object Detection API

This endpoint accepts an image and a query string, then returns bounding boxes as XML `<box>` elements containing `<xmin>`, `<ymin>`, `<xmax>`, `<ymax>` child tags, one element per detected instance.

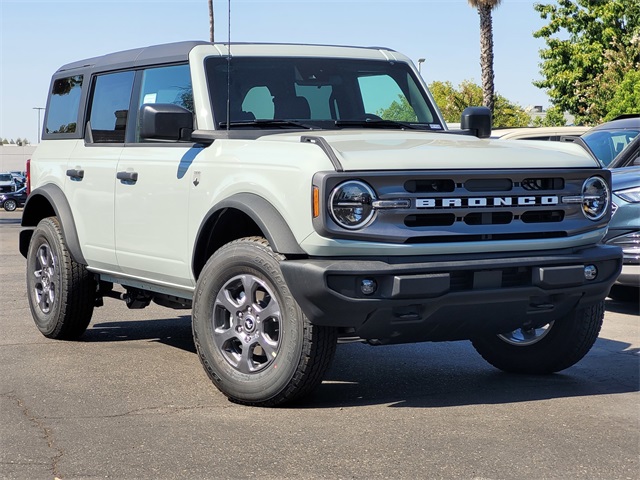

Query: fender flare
<box><xmin>193</xmin><ymin>193</ymin><xmax>306</xmax><ymax>271</ymax></box>
<box><xmin>20</xmin><ymin>184</ymin><xmax>87</xmax><ymax>264</ymax></box>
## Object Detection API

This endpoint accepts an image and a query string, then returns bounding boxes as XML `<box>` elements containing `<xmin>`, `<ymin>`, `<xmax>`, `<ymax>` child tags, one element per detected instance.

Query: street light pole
<box><xmin>417</xmin><ymin>58</ymin><xmax>425</xmax><ymax>74</ymax></box>
<box><xmin>33</xmin><ymin>107</ymin><xmax>45</xmax><ymax>144</ymax></box>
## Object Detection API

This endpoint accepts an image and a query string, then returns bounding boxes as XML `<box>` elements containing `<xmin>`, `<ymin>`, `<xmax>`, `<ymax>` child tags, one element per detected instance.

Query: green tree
<box><xmin>603</xmin><ymin>68</ymin><xmax>640</xmax><ymax>121</ymax></box>
<box><xmin>428</xmin><ymin>80</ymin><xmax>530</xmax><ymax>127</ymax></box>
<box><xmin>467</xmin><ymin>0</ymin><xmax>503</xmax><ymax>114</ymax></box>
<box><xmin>534</xmin><ymin>0</ymin><xmax>640</xmax><ymax>125</ymax></box>
<box><xmin>376</xmin><ymin>96</ymin><xmax>418</xmax><ymax>122</ymax></box>
<box><xmin>533</xmin><ymin>105</ymin><xmax>566</xmax><ymax>127</ymax></box>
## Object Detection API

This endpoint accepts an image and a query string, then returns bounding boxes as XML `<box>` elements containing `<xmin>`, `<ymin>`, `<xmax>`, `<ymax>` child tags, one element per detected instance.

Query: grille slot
<box><xmin>464</xmin><ymin>212</ymin><xmax>513</xmax><ymax>225</ymax></box>
<box><xmin>521</xmin><ymin>210</ymin><xmax>564</xmax><ymax>223</ymax></box>
<box><xmin>404</xmin><ymin>179</ymin><xmax>455</xmax><ymax>193</ymax></box>
<box><xmin>465</xmin><ymin>178</ymin><xmax>512</xmax><ymax>192</ymax></box>
<box><xmin>522</xmin><ymin>178</ymin><xmax>564</xmax><ymax>191</ymax></box>
<box><xmin>405</xmin><ymin>231</ymin><xmax>567</xmax><ymax>244</ymax></box>
<box><xmin>405</xmin><ymin>214</ymin><xmax>456</xmax><ymax>227</ymax></box>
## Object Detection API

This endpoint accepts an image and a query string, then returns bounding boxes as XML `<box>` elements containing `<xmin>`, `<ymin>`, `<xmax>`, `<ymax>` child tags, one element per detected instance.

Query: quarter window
<box><xmin>45</xmin><ymin>75</ymin><xmax>83</xmax><ymax>134</ymax></box>
<box><xmin>88</xmin><ymin>71</ymin><xmax>135</xmax><ymax>143</ymax></box>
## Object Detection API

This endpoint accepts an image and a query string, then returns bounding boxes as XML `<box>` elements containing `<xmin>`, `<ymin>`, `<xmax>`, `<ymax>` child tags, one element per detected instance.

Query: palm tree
<box><xmin>208</xmin><ymin>0</ymin><xmax>214</xmax><ymax>42</ymax></box>
<box><xmin>468</xmin><ymin>0</ymin><xmax>502</xmax><ymax>114</ymax></box>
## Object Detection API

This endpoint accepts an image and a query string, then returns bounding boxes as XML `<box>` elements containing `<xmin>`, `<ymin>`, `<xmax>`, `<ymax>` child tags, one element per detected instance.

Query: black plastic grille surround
<box><xmin>312</xmin><ymin>169</ymin><xmax>611</xmax><ymax>244</ymax></box>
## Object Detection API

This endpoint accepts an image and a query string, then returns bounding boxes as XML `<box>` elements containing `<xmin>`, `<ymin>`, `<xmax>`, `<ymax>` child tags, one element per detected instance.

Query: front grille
<box><xmin>314</xmin><ymin>168</ymin><xmax>609</xmax><ymax>244</ymax></box>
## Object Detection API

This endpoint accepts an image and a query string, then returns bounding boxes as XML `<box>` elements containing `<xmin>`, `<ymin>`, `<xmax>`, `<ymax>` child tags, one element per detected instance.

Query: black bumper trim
<box><xmin>280</xmin><ymin>245</ymin><xmax>622</xmax><ymax>343</ymax></box>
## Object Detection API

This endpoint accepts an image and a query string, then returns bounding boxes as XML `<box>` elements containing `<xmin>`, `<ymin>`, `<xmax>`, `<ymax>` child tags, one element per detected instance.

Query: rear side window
<box><xmin>45</xmin><ymin>75</ymin><xmax>83</xmax><ymax>134</ymax></box>
<box><xmin>88</xmin><ymin>71</ymin><xmax>135</xmax><ymax>143</ymax></box>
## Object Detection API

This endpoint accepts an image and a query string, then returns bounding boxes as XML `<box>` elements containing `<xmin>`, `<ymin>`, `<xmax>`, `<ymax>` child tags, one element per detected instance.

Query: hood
<box><xmin>259</xmin><ymin>130</ymin><xmax>599</xmax><ymax>170</ymax></box>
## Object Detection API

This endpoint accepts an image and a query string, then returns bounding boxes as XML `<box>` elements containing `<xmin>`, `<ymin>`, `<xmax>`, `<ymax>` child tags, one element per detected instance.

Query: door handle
<box><xmin>116</xmin><ymin>171</ymin><xmax>138</xmax><ymax>183</ymax></box>
<box><xmin>66</xmin><ymin>169</ymin><xmax>84</xmax><ymax>180</ymax></box>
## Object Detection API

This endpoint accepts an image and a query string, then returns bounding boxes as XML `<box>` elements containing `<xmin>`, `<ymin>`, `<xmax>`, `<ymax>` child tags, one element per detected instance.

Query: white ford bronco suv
<box><xmin>22</xmin><ymin>42</ymin><xmax>622</xmax><ymax>406</ymax></box>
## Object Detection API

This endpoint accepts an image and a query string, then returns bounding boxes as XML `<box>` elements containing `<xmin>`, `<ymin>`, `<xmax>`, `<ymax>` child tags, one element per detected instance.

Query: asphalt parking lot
<box><xmin>1</xmin><ymin>209</ymin><xmax>638</xmax><ymax>479</ymax></box>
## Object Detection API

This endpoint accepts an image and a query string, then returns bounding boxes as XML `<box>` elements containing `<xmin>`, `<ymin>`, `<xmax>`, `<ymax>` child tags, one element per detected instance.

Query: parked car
<box><xmin>606</xmin><ymin>167</ymin><xmax>640</xmax><ymax>288</ymax></box>
<box><xmin>0</xmin><ymin>172</ymin><xmax>16</xmax><ymax>193</ymax></box>
<box><xmin>491</xmin><ymin>126</ymin><xmax>589</xmax><ymax>141</ymax></box>
<box><xmin>0</xmin><ymin>186</ymin><xmax>27</xmax><ymax>211</ymax></box>
<box><xmin>580</xmin><ymin>115</ymin><xmax>640</xmax><ymax>167</ymax></box>
<box><xmin>579</xmin><ymin>117</ymin><xmax>640</xmax><ymax>289</ymax></box>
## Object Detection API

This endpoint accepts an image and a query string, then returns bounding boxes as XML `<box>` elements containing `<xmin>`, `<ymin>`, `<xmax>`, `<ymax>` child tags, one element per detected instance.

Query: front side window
<box><xmin>136</xmin><ymin>64</ymin><xmax>193</xmax><ymax>141</ymax></box>
<box><xmin>45</xmin><ymin>75</ymin><xmax>83</xmax><ymax>134</ymax></box>
<box><xmin>205</xmin><ymin>57</ymin><xmax>439</xmax><ymax>129</ymax></box>
<box><xmin>88</xmin><ymin>71</ymin><xmax>135</xmax><ymax>143</ymax></box>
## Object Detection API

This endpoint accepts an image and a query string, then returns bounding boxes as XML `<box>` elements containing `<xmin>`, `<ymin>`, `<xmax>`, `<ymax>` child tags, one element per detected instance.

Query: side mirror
<box><xmin>139</xmin><ymin>104</ymin><xmax>193</xmax><ymax>141</ymax></box>
<box><xmin>460</xmin><ymin>106</ymin><xmax>492</xmax><ymax>139</ymax></box>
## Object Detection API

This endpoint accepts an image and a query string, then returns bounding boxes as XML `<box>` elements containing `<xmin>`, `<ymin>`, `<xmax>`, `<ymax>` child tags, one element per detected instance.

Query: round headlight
<box><xmin>581</xmin><ymin>176</ymin><xmax>609</xmax><ymax>221</ymax></box>
<box><xmin>328</xmin><ymin>180</ymin><xmax>376</xmax><ymax>229</ymax></box>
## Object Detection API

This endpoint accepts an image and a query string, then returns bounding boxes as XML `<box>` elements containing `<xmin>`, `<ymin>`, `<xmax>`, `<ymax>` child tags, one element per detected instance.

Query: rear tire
<box><xmin>26</xmin><ymin>217</ymin><xmax>95</xmax><ymax>339</ymax></box>
<box><xmin>471</xmin><ymin>301</ymin><xmax>604</xmax><ymax>374</ymax></box>
<box><xmin>192</xmin><ymin>237</ymin><xmax>337</xmax><ymax>407</ymax></box>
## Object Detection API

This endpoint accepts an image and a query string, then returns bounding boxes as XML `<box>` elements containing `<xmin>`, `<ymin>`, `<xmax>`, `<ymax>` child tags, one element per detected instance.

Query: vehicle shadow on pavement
<box><xmin>82</xmin><ymin>305</ymin><xmax>638</xmax><ymax>410</ymax></box>
<box><xmin>83</xmin><ymin>316</ymin><xmax>197</xmax><ymax>353</ymax></box>
<box><xmin>605</xmin><ymin>290</ymin><xmax>640</xmax><ymax>315</ymax></box>
<box><xmin>303</xmin><ymin>335</ymin><xmax>639</xmax><ymax>409</ymax></box>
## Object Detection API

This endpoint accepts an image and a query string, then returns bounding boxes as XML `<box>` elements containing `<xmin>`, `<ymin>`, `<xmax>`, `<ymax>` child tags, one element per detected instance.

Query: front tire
<box><xmin>192</xmin><ymin>237</ymin><xmax>337</xmax><ymax>407</ymax></box>
<box><xmin>26</xmin><ymin>217</ymin><xmax>95</xmax><ymax>339</ymax></box>
<box><xmin>471</xmin><ymin>301</ymin><xmax>604</xmax><ymax>374</ymax></box>
<box><xmin>3</xmin><ymin>199</ymin><xmax>17</xmax><ymax>211</ymax></box>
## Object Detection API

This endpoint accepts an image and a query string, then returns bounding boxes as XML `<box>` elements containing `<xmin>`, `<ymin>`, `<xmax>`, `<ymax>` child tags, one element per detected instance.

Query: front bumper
<box><xmin>280</xmin><ymin>245</ymin><xmax>622</xmax><ymax>344</ymax></box>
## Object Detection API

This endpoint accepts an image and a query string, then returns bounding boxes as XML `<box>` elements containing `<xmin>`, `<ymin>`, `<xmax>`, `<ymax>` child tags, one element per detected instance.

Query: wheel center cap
<box><xmin>243</xmin><ymin>316</ymin><xmax>256</xmax><ymax>333</ymax></box>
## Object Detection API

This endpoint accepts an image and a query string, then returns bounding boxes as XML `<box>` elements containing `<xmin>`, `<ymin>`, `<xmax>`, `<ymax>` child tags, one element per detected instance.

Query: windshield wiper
<box><xmin>218</xmin><ymin>119</ymin><xmax>315</xmax><ymax>130</ymax></box>
<box><xmin>334</xmin><ymin>119</ymin><xmax>432</xmax><ymax>130</ymax></box>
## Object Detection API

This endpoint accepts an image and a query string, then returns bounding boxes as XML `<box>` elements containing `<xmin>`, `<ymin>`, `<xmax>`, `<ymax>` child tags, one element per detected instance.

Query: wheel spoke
<box><xmin>38</xmin><ymin>292</ymin><xmax>49</xmax><ymax>312</ymax></box>
<box><xmin>215</xmin><ymin>289</ymin><xmax>240</xmax><ymax>315</ymax></box>
<box><xmin>256</xmin><ymin>300</ymin><xmax>279</xmax><ymax>321</ymax></box>
<box><xmin>237</xmin><ymin>341</ymin><xmax>256</xmax><ymax>374</ymax></box>
<box><xmin>213</xmin><ymin>325</ymin><xmax>238</xmax><ymax>351</ymax></box>
<box><xmin>241</xmin><ymin>275</ymin><xmax>258</xmax><ymax>308</ymax></box>
<box><xmin>37</xmin><ymin>246</ymin><xmax>49</xmax><ymax>269</ymax></box>
<box><xmin>257</xmin><ymin>334</ymin><xmax>277</xmax><ymax>360</ymax></box>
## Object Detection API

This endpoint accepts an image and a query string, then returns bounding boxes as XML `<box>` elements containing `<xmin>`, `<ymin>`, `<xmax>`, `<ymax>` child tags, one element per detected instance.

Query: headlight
<box><xmin>581</xmin><ymin>176</ymin><xmax>609</xmax><ymax>221</ymax></box>
<box><xmin>328</xmin><ymin>180</ymin><xmax>376</xmax><ymax>229</ymax></box>
<box><xmin>615</xmin><ymin>186</ymin><xmax>640</xmax><ymax>204</ymax></box>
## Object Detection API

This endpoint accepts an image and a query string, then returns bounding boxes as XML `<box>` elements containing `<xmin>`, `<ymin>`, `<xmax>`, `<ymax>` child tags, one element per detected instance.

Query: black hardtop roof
<box><xmin>56</xmin><ymin>41</ymin><xmax>209</xmax><ymax>74</ymax></box>
<box><xmin>55</xmin><ymin>41</ymin><xmax>398</xmax><ymax>75</ymax></box>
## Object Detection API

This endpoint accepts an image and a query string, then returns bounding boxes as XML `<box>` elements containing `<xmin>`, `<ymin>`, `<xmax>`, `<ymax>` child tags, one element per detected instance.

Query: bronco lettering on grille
<box><xmin>416</xmin><ymin>196</ymin><xmax>559</xmax><ymax>208</ymax></box>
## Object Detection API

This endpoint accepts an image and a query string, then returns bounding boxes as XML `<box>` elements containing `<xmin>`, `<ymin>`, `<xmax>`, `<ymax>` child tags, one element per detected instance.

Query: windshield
<box><xmin>582</xmin><ymin>129</ymin><xmax>640</xmax><ymax>167</ymax></box>
<box><xmin>205</xmin><ymin>57</ymin><xmax>441</xmax><ymax>130</ymax></box>
<box><xmin>0</xmin><ymin>174</ymin><xmax>13</xmax><ymax>182</ymax></box>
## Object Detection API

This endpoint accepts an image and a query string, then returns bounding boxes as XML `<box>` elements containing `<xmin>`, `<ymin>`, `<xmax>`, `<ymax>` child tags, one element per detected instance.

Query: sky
<box><xmin>0</xmin><ymin>0</ymin><xmax>552</xmax><ymax>143</ymax></box>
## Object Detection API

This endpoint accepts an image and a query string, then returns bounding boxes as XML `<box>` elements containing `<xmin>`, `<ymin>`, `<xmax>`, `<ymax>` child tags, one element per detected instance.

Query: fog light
<box><xmin>361</xmin><ymin>278</ymin><xmax>377</xmax><ymax>295</ymax></box>
<box><xmin>584</xmin><ymin>265</ymin><xmax>597</xmax><ymax>281</ymax></box>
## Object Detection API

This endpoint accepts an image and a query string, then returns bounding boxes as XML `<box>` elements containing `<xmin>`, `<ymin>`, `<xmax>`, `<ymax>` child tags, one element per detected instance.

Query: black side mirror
<box><xmin>460</xmin><ymin>106</ymin><xmax>492</xmax><ymax>139</ymax></box>
<box><xmin>139</xmin><ymin>104</ymin><xmax>193</xmax><ymax>141</ymax></box>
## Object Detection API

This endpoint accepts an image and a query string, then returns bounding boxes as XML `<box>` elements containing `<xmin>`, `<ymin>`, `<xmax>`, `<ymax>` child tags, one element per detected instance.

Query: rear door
<box><xmin>66</xmin><ymin>70</ymin><xmax>135</xmax><ymax>272</ymax></box>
